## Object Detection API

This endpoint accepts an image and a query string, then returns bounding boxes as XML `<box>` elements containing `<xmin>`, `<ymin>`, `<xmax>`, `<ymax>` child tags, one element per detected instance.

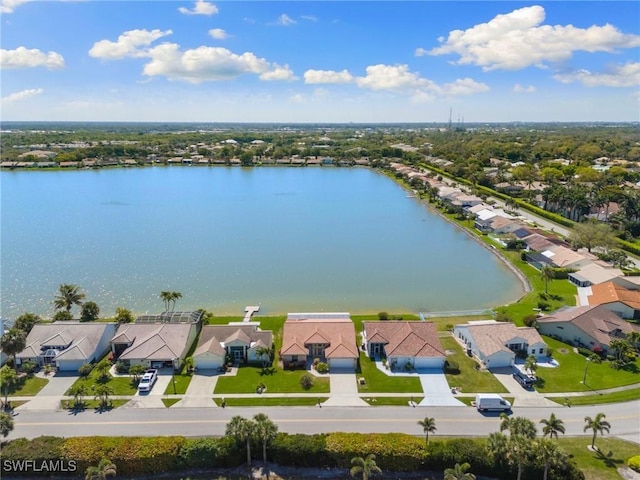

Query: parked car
<box><xmin>137</xmin><ymin>369</ymin><xmax>158</xmax><ymax>392</ymax></box>
<box><xmin>475</xmin><ymin>394</ymin><xmax>511</xmax><ymax>412</ymax></box>
<box><xmin>513</xmin><ymin>367</ymin><xmax>535</xmax><ymax>389</ymax></box>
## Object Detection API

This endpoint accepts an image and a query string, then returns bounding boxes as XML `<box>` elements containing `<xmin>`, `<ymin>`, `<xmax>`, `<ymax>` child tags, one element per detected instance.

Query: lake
<box><xmin>0</xmin><ymin>167</ymin><xmax>523</xmax><ymax>319</ymax></box>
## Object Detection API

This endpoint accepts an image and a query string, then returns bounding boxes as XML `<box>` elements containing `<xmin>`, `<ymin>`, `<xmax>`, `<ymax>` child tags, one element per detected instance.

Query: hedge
<box><xmin>271</xmin><ymin>433</ymin><xmax>330</xmax><ymax>467</ymax></box>
<box><xmin>628</xmin><ymin>455</ymin><xmax>640</xmax><ymax>472</ymax></box>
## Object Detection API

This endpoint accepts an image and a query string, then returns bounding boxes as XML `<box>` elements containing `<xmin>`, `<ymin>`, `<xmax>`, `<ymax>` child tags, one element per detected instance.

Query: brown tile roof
<box><xmin>588</xmin><ymin>281</ymin><xmax>640</xmax><ymax>310</ymax></box>
<box><xmin>114</xmin><ymin>323</ymin><xmax>194</xmax><ymax>361</ymax></box>
<box><xmin>195</xmin><ymin>325</ymin><xmax>272</xmax><ymax>357</ymax></box>
<box><xmin>459</xmin><ymin>322</ymin><xmax>545</xmax><ymax>357</ymax></box>
<box><xmin>281</xmin><ymin>317</ymin><xmax>357</xmax><ymax>359</ymax></box>
<box><xmin>363</xmin><ymin>321</ymin><xmax>445</xmax><ymax>357</ymax></box>
<box><xmin>523</xmin><ymin>233</ymin><xmax>556</xmax><ymax>252</ymax></box>
<box><xmin>538</xmin><ymin>305</ymin><xmax>640</xmax><ymax>345</ymax></box>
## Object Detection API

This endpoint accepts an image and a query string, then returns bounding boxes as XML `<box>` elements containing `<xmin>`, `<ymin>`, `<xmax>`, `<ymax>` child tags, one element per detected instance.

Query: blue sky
<box><xmin>1</xmin><ymin>1</ymin><xmax>639</xmax><ymax>122</ymax></box>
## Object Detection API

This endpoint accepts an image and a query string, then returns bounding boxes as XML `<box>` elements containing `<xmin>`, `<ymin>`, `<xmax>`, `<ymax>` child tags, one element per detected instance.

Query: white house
<box><xmin>453</xmin><ymin>320</ymin><xmax>548</xmax><ymax>369</ymax></box>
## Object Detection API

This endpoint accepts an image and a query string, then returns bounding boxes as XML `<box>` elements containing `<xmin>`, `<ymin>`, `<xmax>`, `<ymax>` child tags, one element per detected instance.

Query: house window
<box><xmin>291</xmin><ymin>356</ymin><xmax>298</xmax><ymax>362</ymax></box>
<box><xmin>539</xmin><ymin>348</ymin><xmax>544</xmax><ymax>354</ymax></box>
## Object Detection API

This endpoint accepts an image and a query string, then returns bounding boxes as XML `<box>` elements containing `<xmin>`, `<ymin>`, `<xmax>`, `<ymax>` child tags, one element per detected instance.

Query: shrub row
<box><xmin>1</xmin><ymin>434</ymin><xmax>583</xmax><ymax>480</ymax></box>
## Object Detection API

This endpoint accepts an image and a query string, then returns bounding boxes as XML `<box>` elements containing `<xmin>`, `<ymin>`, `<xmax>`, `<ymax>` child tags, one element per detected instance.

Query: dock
<box><xmin>243</xmin><ymin>306</ymin><xmax>260</xmax><ymax>322</ymax></box>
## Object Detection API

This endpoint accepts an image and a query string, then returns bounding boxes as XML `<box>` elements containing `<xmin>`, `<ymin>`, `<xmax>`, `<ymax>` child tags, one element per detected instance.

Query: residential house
<box><xmin>585</xmin><ymin>281</ymin><xmax>640</xmax><ymax>319</ymax></box>
<box><xmin>362</xmin><ymin>321</ymin><xmax>445</xmax><ymax>370</ymax></box>
<box><xmin>453</xmin><ymin>320</ymin><xmax>547</xmax><ymax>369</ymax></box>
<box><xmin>193</xmin><ymin>323</ymin><xmax>273</xmax><ymax>370</ymax></box>
<box><xmin>110</xmin><ymin>311</ymin><xmax>202</xmax><ymax>369</ymax></box>
<box><xmin>537</xmin><ymin>305</ymin><xmax>640</xmax><ymax>352</ymax></box>
<box><xmin>540</xmin><ymin>245</ymin><xmax>595</xmax><ymax>269</ymax></box>
<box><xmin>15</xmin><ymin>322</ymin><xmax>118</xmax><ymax>372</ymax></box>
<box><xmin>280</xmin><ymin>313</ymin><xmax>358</xmax><ymax>370</ymax></box>
<box><xmin>569</xmin><ymin>263</ymin><xmax>625</xmax><ymax>288</ymax></box>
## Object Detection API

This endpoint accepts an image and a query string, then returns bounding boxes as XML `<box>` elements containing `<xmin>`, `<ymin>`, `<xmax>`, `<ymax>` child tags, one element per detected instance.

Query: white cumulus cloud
<box><xmin>259</xmin><ymin>64</ymin><xmax>296</xmax><ymax>81</ymax></box>
<box><xmin>277</xmin><ymin>14</ymin><xmax>296</xmax><ymax>26</ymax></box>
<box><xmin>428</xmin><ymin>5</ymin><xmax>640</xmax><ymax>71</ymax></box>
<box><xmin>553</xmin><ymin>62</ymin><xmax>640</xmax><ymax>87</ymax></box>
<box><xmin>301</xmin><ymin>15</ymin><xmax>317</xmax><ymax>22</ymax></box>
<box><xmin>89</xmin><ymin>29</ymin><xmax>172</xmax><ymax>60</ymax></box>
<box><xmin>209</xmin><ymin>28</ymin><xmax>229</xmax><ymax>40</ymax></box>
<box><xmin>355</xmin><ymin>64</ymin><xmax>434</xmax><ymax>91</ymax></box>
<box><xmin>513</xmin><ymin>84</ymin><xmax>537</xmax><ymax>93</ymax></box>
<box><xmin>1</xmin><ymin>88</ymin><xmax>43</xmax><ymax>103</ymax></box>
<box><xmin>0</xmin><ymin>0</ymin><xmax>30</xmax><ymax>13</ymax></box>
<box><xmin>438</xmin><ymin>78</ymin><xmax>490</xmax><ymax>95</ymax></box>
<box><xmin>0</xmin><ymin>46</ymin><xmax>64</xmax><ymax>69</ymax></box>
<box><xmin>414</xmin><ymin>47</ymin><xmax>428</xmax><ymax>57</ymax></box>
<box><xmin>304</xmin><ymin>69</ymin><xmax>354</xmax><ymax>84</ymax></box>
<box><xmin>178</xmin><ymin>0</ymin><xmax>218</xmax><ymax>16</ymax></box>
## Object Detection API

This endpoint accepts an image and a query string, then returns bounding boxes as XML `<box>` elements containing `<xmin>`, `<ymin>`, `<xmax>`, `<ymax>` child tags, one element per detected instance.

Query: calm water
<box><xmin>0</xmin><ymin>167</ymin><xmax>522</xmax><ymax>319</ymax></box>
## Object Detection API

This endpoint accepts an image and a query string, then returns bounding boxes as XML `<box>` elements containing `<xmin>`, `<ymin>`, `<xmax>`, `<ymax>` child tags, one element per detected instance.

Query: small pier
<box><xmin>243</xmin><ymin>305</ymin><xmax>260</xmax><ymax>322</ymax></box>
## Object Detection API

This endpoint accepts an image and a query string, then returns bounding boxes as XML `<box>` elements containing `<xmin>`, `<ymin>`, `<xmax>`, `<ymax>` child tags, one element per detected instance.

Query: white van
<box><xmin>475</xmin><ymin>394</ymin><xmax>511</xmax><ymax>412</ymax></box>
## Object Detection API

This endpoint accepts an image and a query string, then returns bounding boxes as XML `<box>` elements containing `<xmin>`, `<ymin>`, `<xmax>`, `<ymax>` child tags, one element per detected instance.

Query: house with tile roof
<box><xmin>585</xmin><ymin>281</ymin><xmax>640</xmax><ymax>319</ymax></box>
<box><xmin>192</xmin><ymin>323</ymin><xmax>273</xmax><ymax>370</ymax></box>
<box><xmin>453</xmin><ymin>320</ymin><xmax>547</xmax><ymax>369</ymax></box>
<box><xmin>280</xmin><ymin>313</ymin><xmax>358</xmax><ymax>370</ymax></box>
<box><xmin>537</xmin><ymin>305</ymin><xmax>640</xmax><ymax>352</ymax></box>
<box><xmin>15</xmin><ymin>322</ymin><xmax>117</xmax><ymax>372</ymax></box>
<box><xmin>111</xmin><ymin>320</ymin><xmax>199</xmax><ymax>370</ymax></box>
<box><xmin>362</xmin><ymin>321</ymin><xmax>445</xmax><ymax>370</ymax></box>
<box><xmin>569</xmin><ymin>263</ymin><xmax>625</xmax><ymax>288</ymax></box>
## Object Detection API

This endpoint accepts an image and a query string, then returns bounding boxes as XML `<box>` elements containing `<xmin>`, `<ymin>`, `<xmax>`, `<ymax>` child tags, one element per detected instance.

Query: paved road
<box><xmin>6</xmin><ymin>402</ymin><xmax>639</xmax><ymax>444</ymax></box>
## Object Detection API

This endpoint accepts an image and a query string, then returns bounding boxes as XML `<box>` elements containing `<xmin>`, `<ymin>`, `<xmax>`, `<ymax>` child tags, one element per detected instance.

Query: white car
<box><xmin>137</xmin><ymin>369</ymin><xmax>158</xmax><ymax>392</ymax></box>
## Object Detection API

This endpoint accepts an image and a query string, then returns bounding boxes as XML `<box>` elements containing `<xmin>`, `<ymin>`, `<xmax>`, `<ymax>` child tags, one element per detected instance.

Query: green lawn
<box><xmin>66</xmin><ymin>370</ymin><xmax>138</xmax><ymax>396</ymax></box>
<box><xmin>60</xmin><ymin>399</ymin><xmax>128</xmax><ymax>411</ymax></box>
<box><xmin>558</xmin><ymin>437</ymin><xmax>640</xmax><ymax>480</ymax></box>
<box><xmin>215</xmin><ymin>365</ymin><xmax>329</xmax><ymax>394</ymax></box>
<box><xmin>7</xmin><ymin>375</ymin><xmax>48</xmax><ymax>396</ymax></box>
<box><xmin>161</xmin><ymin>398</ymin><xmax>182</xmax><ymax>408</ymax></box>
<box><xmin>356</xmin><ymin>352</ymin><xmax>422</xmax><ymax>393</ymax></box>
<box><xmin>547</xmin><ymin>388</ymin><xmax>640</xmax><ymax>406</ymax></box>
<box><xmin>441</xmin><ymin>337</ymin><xmax>508</xmax><ymax>394</ymax></box>
<box><xmin>362</xmin><ymin>396</ymin><xmax>424</xmax><ymax>406</ymax></box>
<box><xmin>535</xmin><ymin>336</ymin><xmax>640</xmax><ymax>393</ymax></box>
<box><xmin>215</xmin><ymin>397</ymin><xmax>328</xmax><ymax>407</ymax></box>
<box><xmin>163</xmin><ymin>374</ymin><xmax>192</xmax><ymax>395</ymax></box>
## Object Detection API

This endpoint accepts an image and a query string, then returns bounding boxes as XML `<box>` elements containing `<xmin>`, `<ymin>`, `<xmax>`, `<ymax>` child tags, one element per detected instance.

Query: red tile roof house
<box><xmin>586</xmin><ymin>281</ymin><xmax>640</xmax><ymax>319</ymax></box>
<box><xmin>453</xmin><ymin>321</ymin><xmax>547</xmax><ymax>369</ymax></box>
<box><xmin>280</xmin><ymin>313</ymin><xmax>358</xmax><ymax>370</ymax></box>
<box><xmin>537</xmin><ymin>305</ymin><xmax>640</xmax><ymax>353</ymax></box>
<box><xmin>192</xmin><ymin>323</ymin><xmax>273</xmax><ymax>370</ymax></box>
<box><xmin>362</xmin><ymin>321</ymin><xmax>446</xmax><ymax>370</ymax></box>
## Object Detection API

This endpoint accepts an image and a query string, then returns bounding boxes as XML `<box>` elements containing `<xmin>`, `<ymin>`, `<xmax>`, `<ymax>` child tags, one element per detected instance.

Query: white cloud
<box><xmin>414</xmin><ymin>47</ymin><xmax>428</xmax><ymax>57</ymax></box>
<box><xmin>553</xmin><ymin>62</ymin><xmax>640</xmax><ymax>87</ymax></box>
<box><xmin>304</xmin><ymin>69</ymin><xmax>354</xmax><ymax>84</ymax></box>
<box><xmin>0</xmin><ymin>46</ymin><xmax>64</xmax><ymax>69</ymax></box>
<box><xmin>89</xmin><ymin>29</ymin><xmax>172</xmax><ymax>60</ymax></box>
<box><xmin>277</xmin><ymin>14</ymin><xmax>296</xmax><ymax>26</ymax></box>
<box><xmin>301</xmin><ymin>15</ymin><xmax>317</xmax><ymax>22</ymax></box>
<box><xmin>178</xmin><ymin>0</ymin><xmax>218</xmax><ymax>16</ymax></box>
<box><xmin>259</xmin><ymin>64</ymin><xmax>296</xmax><ymax>81</ymax></box>
<box><xmin>290</xmin><ymin>93</ymin><xmax>306</xmax><ymax>103</ymax></box>
<box><xmin>513</xmin><ymin>83</ymin><xmax>537</xmax><ymax>93</ymax></box>
<box><xmin>1</xmin><ymin>0</ymin><xmax>29</xmax><ymax>13</ymax></box>
<box><xmin>439</xmin><ymin>78</ymin><xmax>490</xmax><ymax>95</ymax></box>
<box><xmin>209</xmin><ymin>28</ymin><xmax>229</xmax><ymax>40</ymax></box>
<box><xmin>428</xmin><ymin>5</ymin><xmax>640</xmax><ymax>71</ymax></box>
<box><xmin>1</xmin><ymin>88</ymin><xmax>43</xmax><ymax>103</ymax></box>
<box><xmin>355</xmin><ymin>64</ymin><xmax>434</xmax><ymax>91</ymax></box>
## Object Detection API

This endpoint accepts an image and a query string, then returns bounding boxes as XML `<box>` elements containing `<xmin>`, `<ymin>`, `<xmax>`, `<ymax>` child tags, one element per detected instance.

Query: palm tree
<box><xmin>255</xmin><ymin>346</ymin><xmax>272</xmax><ymax>369</ymax></box>
<box><xmin>499</xmin><ymin>414</ymin><xmax>537</xmax><ymax>439</ymax></box>
<box><xmin>0</xmin><ymin>329</ymin><xmax>26</xmax><ymax>368</ymax></box>
<box><xmin>225</xmin><ymin>415</ymin><xmax>255</xmax><ymax>467</ymax></box>
<box><xmin>584</xmin><ymin>413</ymin><xmax>611</xmax><ymax>449</ymax></box>
<box><xmin>417</xmin><ymin>416</ymin><xmax>437</xmax><ymax>445</ymax></box>
<box><xmin>523</xmin><ymin>355</ymin><xmax>538</xmax><ymax>377</ymax></box>
<box><xmin>540</xmin><ymin>413</ymin><xmax>565</xmax><ymax>439</ymax></box>
<box><xmin>0</xmin><ymin>365</ymin><xmax>17</xmax><ymax>408</ymax></box>
<box><xmin>54</xmin><ymin>284</ymin><xmax>86</xmax><ymax>314</ymax></box>
<box><xmin>0</xmin><ymin>411</ymin><xmax>14</xmax><ymax>438</ymax></box>
<box><xmin>535</xmin><ymin>438</ymin><xmax>564</xmax><ymax>480</ymax></box>
<box><xmin>170</xmin><ymin>291</ymin><xmax>182</xmax><ymax>312</ymax></box>
<box><xmin>444</xmin><ymin>462</ymin><xmax>476</xmax><ymax>480</ymax></box>
<box><xmin>94</xmin><ymin>358</ymin><xmax>112</xmax><ymax>381</ymax></box>
<box><xmin>93</xmin><ymin>383</ymin><xmax>114</xmax><ymax>410</ymax></box>
<box><xmin>627</xmin><ymin>331</ymin><xmax>640</xmax><ymax>352</ymax></box>
<box><xmin>68</xmin><ymin>384</ymin><xmax>88</xmax><ymax>409</ymax></box>
<box><xmin>85</xmin><ymin>458</ymin><xmax>116</xmax><ymax>480</ymax></box>
<box><xmin>253</xmin><ymin>413</ymin><xmax>278</xmax><ymax>465</ymax></box>
<box><xmin>608</xmin><ymin>339</ymin><xmax>633</xmax><ymax>365</ymax></box>
<box><xmin>350</xmin><ymin>454</ymin><xmax>382</xmax><ymax>480</ymax></box>
<box><xmin>160</xmin><ymin>291</ymin><xmax>172</xmax><ymax>311</ymax></box>
<box><xmin>540</xmin><ymin>265</ymin><xmax>555</xmax><ymax>294</ymax></box>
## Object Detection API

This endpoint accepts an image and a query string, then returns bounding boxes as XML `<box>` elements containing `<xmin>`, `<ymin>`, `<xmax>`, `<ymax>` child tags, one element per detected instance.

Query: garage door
<box><xmin>57</xmin><ymin>360</ymin><xmax>85</xmax><ymax>372</ymax></box>
<box><xmin>194</xmin><ymin>357</ymin><xmax>222</xmax><ymax>370</ymax></box>
<box><xmin>414</xmin><ymin>357</ymin><xmax>444</xmax><ymax>369</ymax></box>
<box><xmin>329</xmin><ymin>358</ymin><xmax>355</xmax><ymax>370</ymax></box>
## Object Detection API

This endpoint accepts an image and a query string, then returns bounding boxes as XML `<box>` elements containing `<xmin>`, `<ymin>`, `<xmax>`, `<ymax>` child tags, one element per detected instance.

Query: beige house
<box><xmin>362</xmin><ymin>321</ymin><xmax>445</xmax><ymax>370</ymax></box>
<box><xmin>280</xmin><ymin>313</ymin><xmax>358</xmax><ymax>370</ymax></box>
<box><xmin>193</xmin><ymin>323</ymin><xmax>273</xmax><ymax>370</ymax></box>
<box><xmin>586</xmin><ymin>281</ymin><xmax>640</xmax><ymax>319</ymax></box>
<box><xmin>537</xmin><ymin>305</ymin><xmax>640</xmax><ymax>352</ymax></box>
<box><xmin>453</xmin><ymin>320</ymin><xmax>547</xmax><ymax>369</ymax></box>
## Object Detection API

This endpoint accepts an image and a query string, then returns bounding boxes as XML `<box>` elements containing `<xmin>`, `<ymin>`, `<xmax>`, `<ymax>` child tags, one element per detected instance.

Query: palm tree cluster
<box><xmin>225</xmin><ymin>413</ymin><xmax>278</xmax><ymax>467</ymax></box>
<box><xmin>160</xmin><ymin>291</ymin><xmax>182</xmax><ymax>312</ymax></box>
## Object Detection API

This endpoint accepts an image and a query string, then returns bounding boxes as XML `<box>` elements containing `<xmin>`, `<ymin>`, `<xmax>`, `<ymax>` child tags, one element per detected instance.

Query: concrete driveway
<box><xmin>417</xmin><ymin>369</ymin><xmax>465</xmax><ymax>407</ymax></box>
<box><xmin>323</xmin><ymin>368</ymin><xmax>368</xmax><ymax>407</ymax></box>
<box><xmin>16</xmin><ymin>372</ymin><xmax>78</xmax><ymax>411</ymax></box>
<box><xmin>491</xmin><ymin>367</ymin><xmax>558</xmax><ymax>407</ymax></box>
<box><xmin>123</xmin><ymin>373</ymin><xmax>172</xmax><ymax>409</ymax></box>
<box><xmin>173</xmin><ymin>371</ymin><xmax>218</xmax><ymax>408</ymax></box>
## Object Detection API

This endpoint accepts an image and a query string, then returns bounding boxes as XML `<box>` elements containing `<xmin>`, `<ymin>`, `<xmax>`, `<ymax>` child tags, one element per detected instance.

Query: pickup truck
<box><xmin>137</xmin><ymin>369</ymin><xmax>158</xmax><ymax>392</ymax></box>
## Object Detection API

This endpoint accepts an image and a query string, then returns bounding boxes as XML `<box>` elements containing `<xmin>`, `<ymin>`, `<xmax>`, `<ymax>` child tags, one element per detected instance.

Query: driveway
<box><xmin>16</xmin><ymin>372</ymin><xmax>78</xmax><ymax>411</ymax></box>
<box><xmin>172</xmin><ymin>371</ymin><xmax>218</xmax><ymax>408</ymax></box>
<box><xmin>323</xmin><ymin>368</ymin><xmax>368</xmax><ymax>407</ymax></box>
<box><xmin>123</xmin><ymin>373</ymin><xmax>172</xmax><ymax>409</ymax></box>
<box><xmin>491</xmin><ymin>367</ymin><xmax>558</xmax><ymax>407</ymax></box>
<box><xmin>417</xmin><ymin>369</ymin><xmax>465</xmax><ymax>407</ymax></box>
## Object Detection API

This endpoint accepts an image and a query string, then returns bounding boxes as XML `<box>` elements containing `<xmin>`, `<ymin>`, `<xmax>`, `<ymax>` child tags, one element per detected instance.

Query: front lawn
<box><xmin>535</xmin><ymin>336</ymin><xmax>640</xmax><ymax>393</ymax></box>
<box><xmin>162</xmin><ymin>398</ymin><xmax>181</xmax><ymax>408</ymax></box>
<box><xmin>357</xmin><ymin>352</ymin><xmax>422</xmax><ymax>393</ymax></box>
<box><xmin>163</xmin><ymin>374</ymin><xmax>192</xmax><ymax>395</ymax></box>
<box><xmin>362</xmin><ymin>396</ymin><xmax>424</xmax><ymax>406</ymax></box>
<box><xmin>548</xmin><ymin>388</ymin><xmax>640</xmax><ymax>406</ymax></box>
<box><xmin>558</xmin><ymin>437</ymin><xmax>640</xmax><ymax>480</ymax></box>
<box><xmin>441</xmin><ymin>337</ymin><xmax>508</xmax><ymax>394</ymax></box>
<box><xmin>215</xmin><ymin>397</ymin><xmax>328</xmax><ymax>407</ymax></box>
<box><xmin>66</xmin><ymin>369</ymin><xmax>137</xmax><ymax>396</ymax></box>
<box><xmin>7</xmin><ymin>375</ymin><xmax>48</xmax><ymax>396</ymax></box>
<box><xmin>60</xmin><ymin>399</ymin><xmax>128</xmax><ymax>411</ymax></box>
<box><xmin>214</xmin><ymin>365</ymin><xmax>329</xmax><ymax>394</ymax></box>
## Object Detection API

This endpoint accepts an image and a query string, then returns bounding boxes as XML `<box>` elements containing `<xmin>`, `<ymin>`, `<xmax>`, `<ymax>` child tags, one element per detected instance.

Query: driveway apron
<box><xmin>173</xmin><ymin>370</ymin><xmax>218</xmax><ymax>408</ymax></box>
<box><xmin>323</xmin><ymin>368</ymin><xmax>368</xmax><ymax>407</ymax></box>
<box><xmin>16</xmin><ymin>372</ymin><xmax>77</xmax><ymax>411</ymax></box>
<box><xmin>123</xmin><ymin>373</ymin><xmax>172</xmax><ymax>409</ymax></box>
<box><xmin>491</xmin><ymin>367</ymin><xmax>558</xmax><ymax>407</ymax></box>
